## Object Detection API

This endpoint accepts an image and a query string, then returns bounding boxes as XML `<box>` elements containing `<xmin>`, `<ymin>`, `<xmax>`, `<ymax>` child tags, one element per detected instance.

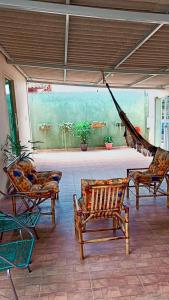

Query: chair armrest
<box><xmin>127</xmin><ymin>167</ymin><xmax>148</xmax><ymax>171</ymax></box>
<box><xmin>127</xmin><ymin>167</ymin><xmax>148</xmax><ymax>176</ymax></box>
<box><xmin>73</xmin><ymin>194</ymin><xmax>82</xmax><ymax>215</ymax></box>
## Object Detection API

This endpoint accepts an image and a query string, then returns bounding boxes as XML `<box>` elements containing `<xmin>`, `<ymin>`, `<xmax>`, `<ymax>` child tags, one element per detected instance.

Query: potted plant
<box><xmin>72</xmin><ymin>121</ymin><xmax>92</xmax><ymax>151</ymax></box>
<box><xmin>104</xmin><ymin>135</ymin><xmax>113</xmax><ymax>150</ymax></box>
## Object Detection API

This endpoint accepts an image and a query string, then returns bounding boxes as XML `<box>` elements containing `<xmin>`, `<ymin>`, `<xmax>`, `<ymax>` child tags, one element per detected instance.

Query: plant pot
<box><xmin>80</xmin><ymin>143</ymin><xmax>88</xmax><ymax>151</ymax></box>
<box><xmin>105</xmin><ymin>143</ymin><xmax>113</xmax><ymax>150</ymax></box>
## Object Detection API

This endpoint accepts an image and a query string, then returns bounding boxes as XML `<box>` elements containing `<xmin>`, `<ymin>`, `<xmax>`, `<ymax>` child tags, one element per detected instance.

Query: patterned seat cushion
<box><xmin>129</xmin><ymin>171</ymin><xmax>161</xmax><ymax>184</ymax></box>
<box><xmin>129</xmin><ymin>147</ymin><xmax>169</xmax><ymax>184</ymax></box>
<box><xmin>28</xmin><ymin>181</ymin><xmax>59</xmax><ymax>197</ymax></box>
<box><xmin>14</xmin><ymin>159</ymin><xmax>62</xmax><ymax>184</ymax></box>
<box><xmin>17</xmin><ymin>159</ymin><xmax>36</xmax><ymax>176</ymax></box>
<box><xmin>8</xmin><ymin>168</ymin><xmax>32</xmax><ymax>192</ymax></box>
<box><xmin>81</xmin><ymin>178</ymin><xmax>129</xmax><ymax>209</ymax></box>
<box><xmin>36</xmin><ymin>171</ymin><xmax>62</xmax><ymax>183</ymax></box>
<box><xmin>148</xmin><ymin>147</ymin><xmax>169</xmax><ymax>176</ymax></box>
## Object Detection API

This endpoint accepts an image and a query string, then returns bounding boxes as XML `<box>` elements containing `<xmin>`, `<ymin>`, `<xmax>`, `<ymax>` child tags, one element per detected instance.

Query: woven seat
<box><xmin>0</xmin><ymin>205</ymin><xmax>40</xmax><ymax>240</ymax></box>
<box><xmin>0</xmin><ymin>239</ymin><xmax>34</xmax><ymax>271</ymax></box>
<box><xmin>74</xmin><ymin>178</ymin><xmax>129</xmax><ymax>259</ymax></box>
<box><xmin>0</xmin><ymin>212</ymin><xmax>35</xmax><ymax>300</ymax></box>
<box><xmin>127</xmin><ymin>147</ymin><xmax>169</xmax><ymax>209</ymax></box>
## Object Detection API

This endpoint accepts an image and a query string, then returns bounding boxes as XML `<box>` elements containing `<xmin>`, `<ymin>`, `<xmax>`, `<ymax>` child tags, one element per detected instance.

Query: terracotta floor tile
<box><xmin>1</xmin><ymin>149</ymin><xmax>169</xmax><ymax>300</ymax></box>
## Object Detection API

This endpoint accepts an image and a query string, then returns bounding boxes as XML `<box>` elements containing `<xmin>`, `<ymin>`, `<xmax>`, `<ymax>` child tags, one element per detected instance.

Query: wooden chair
<box><xmin>3</xmin><ymin>158</ymin><xmax>61</xmax><ymax>225</ymax></box>
<box><xmin>127</xmin><ymin>147</ymin><xmax>169</xmax><ymax>209</ymax></box>
<box><xmin>73</xmin><ymin>178</ymin><xmax>129</xmax><ymax>259</ymax></box>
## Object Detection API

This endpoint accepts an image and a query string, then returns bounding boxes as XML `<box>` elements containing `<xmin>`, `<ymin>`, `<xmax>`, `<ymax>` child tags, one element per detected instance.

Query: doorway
<box><xmin>5</xmin><ymin>79</ymin><xmax>19</xmax><ymax>153</ymax></box>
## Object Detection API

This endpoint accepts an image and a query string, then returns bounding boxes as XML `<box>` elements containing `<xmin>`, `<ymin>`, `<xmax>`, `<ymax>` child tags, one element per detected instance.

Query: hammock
<box><xmin>105</xmin><ymin>82</ymin><xmax>157</xmax><ymax>156</ymax></box>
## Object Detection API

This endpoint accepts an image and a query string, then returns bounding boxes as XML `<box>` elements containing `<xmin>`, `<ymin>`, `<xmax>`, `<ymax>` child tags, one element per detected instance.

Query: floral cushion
<box><xmin>36</xmin><ymin>171</ymin><xmax>62</xmax><ymax>183</ymax></box>
<box><xmin>6</xmin><ymin>158</ymin><xmax>61</xmax><ymax>198</ymax></box>
<box><xmin>129</xmin><ymin>171</ymin><xmax>161</xmax><ymax>184</ymax></box>
<box><xmin>81</xmin><ymin>178</ymin><xmax>129</xmax><ymax>208</ymax></box>
<box><xmin>17</xmin><ymin>159</ymin><xmax>36</xmax><ymax>175</ymax></box>
<box><xmin>148</xmin><ymin>147</ymin><xmax>169</xmax><ymax>176</ymax></box>
<box><xmin>129</xmin><ymin>148</ymin><xmax>169</xmax><ymax>184</ymax></box>
<box><xmin>28</xmin><ymin>181</ymin><xmax>59</xmax><ymax>197</ymax></box>
<box><xmin>9</xmin><ymin>168</ymin><xmax>32</xmax><ymax>192</ymax></box>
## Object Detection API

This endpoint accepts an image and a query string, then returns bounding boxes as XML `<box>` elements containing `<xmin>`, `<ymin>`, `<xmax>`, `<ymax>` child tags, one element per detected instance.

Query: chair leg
<box><xmin>33</xmin><ymin>227</ymin><xmax>39</xmax><ymax>240</ymax></box>
<box><xmin>135</xmin><ymin>184</ymin><xmax>139</xmax><ymax>210</ymax></box>
<box><xmin>126</xmin><ymin>170</ymin><xmax>130</xmax><ymax>198</ymax></box>
<box><xmin>153</xmin><ymin>182</ymin><xmax>157</xmax><ymax>196</ymax></box>
<box><xmin>27</xmin><ymin>265</ymin><xmax>32</xmax><ymax>273</ymax></box>
<box><xmin>7</xmin><ymin>269</ymin><xmax>18</xmax><ymax>300</ymax></box>
<box><xmin>0</xmin><ymin>232</ymin><xmax>3</xmax><ymax>241</ymax></box>
<box><xmin>78</xmin><ymin>223</ymin><xmax>84</xmax><ymax>259</ymax></box>
<box><xmin>19</xmin><ymin>229</ymin><xmax>23</xmax><ymax>240</ymax></box>
<box><xmin>125</xmin><ymin>213</ymin><xmax>130</xmax><ymax>255</ymax></box>
<box><xmin>51</xmin><ymin>198</ymin><xmax>56</xmax><ymax>226</ymax></box>
<box><xmin>126</xmin><ymin>181</ymin><xmax>130</xmax><ymax>198</ymax></box>
<box><xmin>12</xmin><ymin>196</ymin><xmax>16</xmax><ymax>215</ymax></box>
<box><xmin>74</xmin><ymin>216</ymin><xmax>78</xmax><ymax>240</ymax></box>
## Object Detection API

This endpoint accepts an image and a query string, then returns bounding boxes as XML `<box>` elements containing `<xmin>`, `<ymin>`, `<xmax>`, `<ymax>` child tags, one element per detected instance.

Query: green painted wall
<box><xmin>28</xmin><ymin>89</ymin><xmax>148</xmax><ymax>149</ymax></box>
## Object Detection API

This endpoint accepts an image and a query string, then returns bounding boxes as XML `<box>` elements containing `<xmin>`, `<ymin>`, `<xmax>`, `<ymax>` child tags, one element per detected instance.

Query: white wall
<box><xmin>147</xmin><ymin>90</ymin><xmax>169</xmax><ymax>146</ymax></box>
<box><xmin>0</xmin><ymin>53</ymin><xmax>31</xmax><ymax>192</ymax></box>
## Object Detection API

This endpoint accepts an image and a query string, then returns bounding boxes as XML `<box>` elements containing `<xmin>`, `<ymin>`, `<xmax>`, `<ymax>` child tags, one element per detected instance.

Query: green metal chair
<box><xmin>0</xmin><ymin>190</ymin><xmax>41</xmax><ymax>240</ymax></box>
<box><xmin>0</xmin><ymin>212</ymin><xmax>35</xmax><ymax>300</ymax></box>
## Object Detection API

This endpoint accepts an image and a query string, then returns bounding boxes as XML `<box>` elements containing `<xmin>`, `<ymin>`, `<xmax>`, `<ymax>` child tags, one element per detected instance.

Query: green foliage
<box><xmin>104</xmin><ymin>135</ymin><xmax>113</xmax><ymax>143</ymax></box>
<box><xmin>1</xmin><ymin>135</ymin><xmax>43</xmax><ymax>165</ymax></box>
<box><xmin>72</xmin><ymin>121</ymin><xmax>92</xmax><ymax>144</ymax></box>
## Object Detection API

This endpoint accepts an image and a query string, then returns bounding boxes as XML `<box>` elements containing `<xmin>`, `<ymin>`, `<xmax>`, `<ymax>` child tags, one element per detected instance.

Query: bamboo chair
<box><xmin>0</xmin><ymin>212</ymin><xmax>35</xmax><ymax>300</ymax></box>
<box><xmin>127</xmin><ymin>147</ymin><xmax>169</xmax><ymax>209</ymax></box>
<box><xmin>73</xmin><ymin>178</ymin><xmax>129</xmax><ymax>259</ymax></box>
<box><xmin>3</xmin><ymin>158</ymin><xmax>59</xmax><ymax>225</ymax></box>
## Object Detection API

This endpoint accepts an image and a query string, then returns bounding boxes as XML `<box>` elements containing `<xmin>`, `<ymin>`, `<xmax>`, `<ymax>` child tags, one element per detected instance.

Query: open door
<box><xmin>5</xmin><ymin>79</ymin><xmax>19</xmax><ymax>153</ymax></box>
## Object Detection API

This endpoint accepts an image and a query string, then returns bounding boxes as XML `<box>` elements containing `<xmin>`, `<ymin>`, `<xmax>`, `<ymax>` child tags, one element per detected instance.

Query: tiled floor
<box><xmin>1</xmin><ymin>147</ymin><xmax>169</xmax><ymax>300</ymax></box>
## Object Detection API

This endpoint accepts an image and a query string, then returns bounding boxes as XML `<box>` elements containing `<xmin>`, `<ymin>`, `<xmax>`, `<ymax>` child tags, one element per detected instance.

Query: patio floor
<box><xmin>1</xmin><ymin>147</ymin><xmax>169</xmax><ymax>300</ymax></box>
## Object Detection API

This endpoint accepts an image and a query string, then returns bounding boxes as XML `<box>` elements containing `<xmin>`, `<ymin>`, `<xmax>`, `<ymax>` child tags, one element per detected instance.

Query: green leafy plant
<box><xmin>72</xmin><ymin>121</ymin><xmax>92</xmax><ymax>144</ymax></box>
<box><xmin>1</xmin><ymin>135</ymin><xmax>43</xmax><ymax>166</ymax></box>
<box><xmin>104</xmin><ymin>136</ymin><xmax>113</xmax><ymax>143</ymax></box>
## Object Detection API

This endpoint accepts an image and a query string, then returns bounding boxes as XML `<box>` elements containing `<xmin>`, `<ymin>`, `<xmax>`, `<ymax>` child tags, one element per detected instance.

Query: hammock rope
<box><xmin>105</xmin><ymin>81</ymin><xmax>157</xmax><ymax>156</ymax></box>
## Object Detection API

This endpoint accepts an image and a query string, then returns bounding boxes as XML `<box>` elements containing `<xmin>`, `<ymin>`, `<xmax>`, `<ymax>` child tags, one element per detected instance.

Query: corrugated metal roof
<box><xmin>1</xmin><ymin>1</ymin><xmax>169</xmax><ymax>89</ymax></box>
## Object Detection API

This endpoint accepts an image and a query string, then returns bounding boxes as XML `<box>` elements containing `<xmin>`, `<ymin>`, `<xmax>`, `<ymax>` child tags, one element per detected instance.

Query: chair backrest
<box><xmin>89</xmin><ymin>184</ymin><xmax>127</xmax><ymax>212</ymax></box>
<box><xmin>81</xmin><ymin>178</ymin><xmax>129</xmax><ymax>208</ymax></box>
<box><xmin>81</xmin><ymin>178</ymin><xmax>129</xmax><ymax>211</ymax></box>
<box><xmin>148</xmin><ymin>147</ymin><xmax>169</xmax><ymax>176</ymax></box>
<box><xmin>3</xmin><ymin>158</ymin><xmax>33</xmax><ymax>192</ymax></box>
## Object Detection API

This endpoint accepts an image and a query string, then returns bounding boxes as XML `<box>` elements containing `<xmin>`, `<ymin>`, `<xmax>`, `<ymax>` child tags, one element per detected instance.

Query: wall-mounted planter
<box><xmin>39</xmin><ymin>124</ymin><xmax>52</xmax><ymax>131</ymax></box>
<box><xmin>91</xmin><ymin>121</ymin><xmax>106</xmax><ymax>128</ymax></box>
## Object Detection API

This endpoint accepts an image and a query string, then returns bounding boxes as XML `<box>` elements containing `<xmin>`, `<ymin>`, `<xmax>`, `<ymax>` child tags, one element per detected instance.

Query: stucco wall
<box><xmin>0</xmin><ymin>53</ymin><xmax>30</xmax><ymax>192</ymax></box>
<box><xmin>28</xmin><ymin>88</ymin><xmax>149</xmax><ymax>149</ymax></box>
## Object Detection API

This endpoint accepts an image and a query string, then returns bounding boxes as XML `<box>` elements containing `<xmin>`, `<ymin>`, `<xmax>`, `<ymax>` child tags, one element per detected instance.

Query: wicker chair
<box><xmin>0</xmin><ymin>212</ymin><xmax>35</xmax><ymax>300</ymax></box>
<box><xmin>3</xmin><ymin>158</ymin><xmax>62</xmax><ymax>225</ymax></box>
<box><xmin>73</xmin><ymin>178</ymin><xmax>129</xmax><ymax>259</ymax></box>
<box><xmin>127</xmin><ymin>147</ymin><xmax>169</xmax><ymax>209</ymax></box>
